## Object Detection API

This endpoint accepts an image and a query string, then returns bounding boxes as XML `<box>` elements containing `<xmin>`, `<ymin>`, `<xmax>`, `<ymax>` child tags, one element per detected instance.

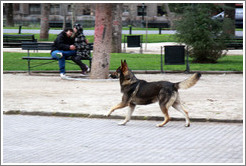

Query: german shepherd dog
<box><xmin>107</xmin><ymin>60</ymin><xmax>201</xmax><ymax>127</ymax></box>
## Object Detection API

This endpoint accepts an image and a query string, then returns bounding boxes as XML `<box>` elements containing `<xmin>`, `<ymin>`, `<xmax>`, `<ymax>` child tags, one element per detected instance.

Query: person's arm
<box><xmin>55</xmin><ymin>35</ymin><xmax>71</xmax><ymax>51</ymax></box>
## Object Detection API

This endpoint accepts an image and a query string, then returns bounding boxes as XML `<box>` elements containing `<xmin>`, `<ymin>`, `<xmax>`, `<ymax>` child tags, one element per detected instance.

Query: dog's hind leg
<box><xmin>106</xmin><ymin>102</ymin><xmax>128</xmax><ymax>117</ymax></box>
<box><xmin>157</xmin><ymin>91</ymin><xmax>177</xmax><ymax>127</ymax></box>
<box><xmin>173</xmin><ymin>100</ymin><xmax>190</xmax><ymax>127</ymax></box>
<box><xmin>118</xmin><ymin>103</ymin><xmax>136</xmax><ymax>125</ymax></box>
<box><xmin>156</xmin><ymin>106</ymin><xmax>170</xmax><ymax>127</ymax></box>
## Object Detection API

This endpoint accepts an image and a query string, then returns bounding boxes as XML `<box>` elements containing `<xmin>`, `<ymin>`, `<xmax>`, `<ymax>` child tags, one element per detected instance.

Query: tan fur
<box><xmin>178</xmin><ymin>73</ymin><xmax>200</xmax><ymax>89</ymax></box>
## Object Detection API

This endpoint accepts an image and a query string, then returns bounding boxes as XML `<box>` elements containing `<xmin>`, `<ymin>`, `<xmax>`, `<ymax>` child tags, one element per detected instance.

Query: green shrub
<box><xmin>175</xmin><ymin>4</ymin><xmax>230</xmax><ymax>63</ymax></box>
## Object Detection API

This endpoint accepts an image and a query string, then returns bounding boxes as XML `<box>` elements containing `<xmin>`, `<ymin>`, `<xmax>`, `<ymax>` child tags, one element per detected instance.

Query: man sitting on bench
<box><xmin>51</xmin><ymin>27</ymin><xmax>88</xmax><ymax>79</ymax></box>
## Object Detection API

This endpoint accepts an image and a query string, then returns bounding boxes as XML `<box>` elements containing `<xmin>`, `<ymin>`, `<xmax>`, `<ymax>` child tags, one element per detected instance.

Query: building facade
<box><xmin>3</xmin><ymin>3</ymin><xmax>168</xmax><ymax>27</ymax></box>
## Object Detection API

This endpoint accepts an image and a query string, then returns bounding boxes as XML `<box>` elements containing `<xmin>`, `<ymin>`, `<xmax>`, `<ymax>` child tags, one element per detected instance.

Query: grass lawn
<box><xmin>3</xmin><ymin>52</ymin><xmax>243</xmax><ymax>72</ymax></box>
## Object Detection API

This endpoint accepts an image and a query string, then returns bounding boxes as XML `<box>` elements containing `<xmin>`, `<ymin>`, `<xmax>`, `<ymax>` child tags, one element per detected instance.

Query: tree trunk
<box><xmin>111</xmin><ymin>3</ymin><xmax>123</xmax><ymax>53</ymax></box>
<box><xmin>90</xmin><ymin>4</ymin><xmax>113</xmax><ymax>79</ymax></box>
<box><xmin>164</xmin><ymin>3</ymin><xmax>174</xmax><ymax>29</ymax></box>
<box><xmin>71</xmin><ymin>3</ymin><xmax>76</xmax><ymax>26</ymax></box>
<box><xmin>5</xmin><ymin>3</ymin><xmax>14</xmax><ymax>27</ymax></box>
<box><xmin>62</xmin><ymin>4</ymin><xmax>68</xmax><ymax>29</ymax></box>
<box><xmin>224</xmin><ymin>3</ymin><xmax>235</xmax><ymax>36</ymax></box>
<box><xmin>40</xmin><ymin>4</ymin><xmax>50</xmax><ymax>40</ymax></box>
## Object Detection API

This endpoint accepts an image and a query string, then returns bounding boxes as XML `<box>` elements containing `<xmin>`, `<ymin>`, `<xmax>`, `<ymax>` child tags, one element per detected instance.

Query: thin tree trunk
<box><xmin>5</xmin><ymin>3</ymin><xmax>14</xmax><ymax>27</ymax></box>
<box><xmin>111</xmin><ymin>3</ymin><xmax>123</xmax><ymax>53</ymax></box>
<box><xmin>62</xmin><ymin>4</ymin><xmax>68</xmax><ymax>29</ymax></box>
<box><xmin>224</xmin><ymin>3</ymin><xmax>235</xmax><ymax>36</ymax></box>
<box><xmin>164</xmin><ymin>3</ymin><xmax>174</xmax><ymax>29</ymax></box>
<box><xmin>90</xmin><ymin>4</ymin><xmax>113</xmax><ymax>79</ymax></box>
<box><xmin>40</xmin><ymin>4</ymin><xmax>50</xmax><ymax>40</ymax></box>
<box><xmin>71</xmin><ymin>3</ymin><xmax>76</xmax><ymax>26</ymax></box>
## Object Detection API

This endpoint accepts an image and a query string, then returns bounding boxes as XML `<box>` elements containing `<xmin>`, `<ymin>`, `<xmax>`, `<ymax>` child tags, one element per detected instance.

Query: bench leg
<box><xmin>28</xmin><ymin>59</ymin><xmax>31</xmax><ymax>75</ymax></box>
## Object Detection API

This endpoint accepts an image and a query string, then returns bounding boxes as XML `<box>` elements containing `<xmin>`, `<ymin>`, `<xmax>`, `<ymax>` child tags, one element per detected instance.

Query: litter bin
<box><xmin>164</xmin><ymin>45</ymin><xmax>185</xmax><ymax>65</ymax></box>
<box><xmin>160</xmin><ymin>45</ymin><xmax>189</xmax><ymax>73</ymax></box>
<box><xmin>127</xmin><ymin>35</ymin><xmax>141</xmax><ymax>47</ymax></box>
<box><xmin>123</xmin><ymin>35</ymin><xmax>143</xmax><ymax>53</ymax></box>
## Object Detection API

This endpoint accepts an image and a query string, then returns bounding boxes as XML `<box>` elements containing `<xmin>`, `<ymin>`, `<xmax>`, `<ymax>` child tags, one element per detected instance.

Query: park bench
<box><xmin>224</xmin><ymin>36</ymin><xmax>243</xmax><ymax>49</ymax></box>
<box><xmin>49</xmin><ymin>21</ymin><xmax>71</xmax><ymax>28</ymax></box>
<box><xmin>21</xmin><ymin>42</ymin><xmax>93</xmax><ymax>74</ymax></box>
<box><xmin>147</xmin><ymin>22</ymin><xmax>170</xmax><ymax>34</ymax></box>
<box><xmin>3</xmin><ymin>34</ymin><xmax>37</xmax><ymax>48</ymax></box>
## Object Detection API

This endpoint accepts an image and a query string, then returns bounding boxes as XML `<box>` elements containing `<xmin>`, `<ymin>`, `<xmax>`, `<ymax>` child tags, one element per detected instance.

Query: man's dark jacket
<box><xmin>51</xmin><ymin>31</ymin><xmax>75</xmax><ymax>53</ymax></box>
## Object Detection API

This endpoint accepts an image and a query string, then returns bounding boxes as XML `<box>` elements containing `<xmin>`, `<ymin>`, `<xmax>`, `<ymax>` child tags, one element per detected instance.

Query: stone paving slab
<box><xmin>3</xmin><ymin>115</ymin><xmax>243</xmax><ymax>164</ymax></box>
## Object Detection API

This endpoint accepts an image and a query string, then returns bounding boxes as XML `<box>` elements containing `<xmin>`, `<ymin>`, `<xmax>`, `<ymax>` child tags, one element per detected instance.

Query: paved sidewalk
<box><xmin>3</xmin><ymin>73</ymin><xmax>243</xmax><ymax>123</ymax></box>
<box><xmin>3</xmin><ymin>115</ymin><xmax>243</xmax><ymax>163</ymax></box>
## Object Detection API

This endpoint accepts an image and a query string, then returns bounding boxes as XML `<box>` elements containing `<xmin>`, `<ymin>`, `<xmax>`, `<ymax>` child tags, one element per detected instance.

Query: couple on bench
<box><xmin>51</xmin><ymin>24</ymin><xmax>90</xmax><ymax>79</ymax></box>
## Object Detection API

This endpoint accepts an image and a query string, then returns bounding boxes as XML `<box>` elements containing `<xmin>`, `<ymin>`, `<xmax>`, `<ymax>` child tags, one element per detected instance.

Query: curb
<box><xmin>3</xmin><ymin>110</ymin><xmax>243</xmax><ymax>124</ymax></box>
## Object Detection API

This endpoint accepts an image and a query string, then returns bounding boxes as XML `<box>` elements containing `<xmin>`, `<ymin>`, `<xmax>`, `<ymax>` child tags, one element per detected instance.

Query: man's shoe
<box><xmin>60</xmin><ymin>73</ymin><xmax>67</xmax><ymax>79</ymax></box>
<box><xmin>56</xmin><ymin>52</ymin><xmax>63</xmax><ymax>59</ymax></box>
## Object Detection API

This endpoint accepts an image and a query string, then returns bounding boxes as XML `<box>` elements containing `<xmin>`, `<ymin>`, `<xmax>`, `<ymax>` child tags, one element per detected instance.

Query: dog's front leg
<box><xmin>118</xmin><ymin>103</ymin><xmax>136</xmax><ymax>125</ymax></box>
<box><xmin>106</xmin><ymin>102</ymin><xmax>127</xmax><ymax>117</ymax></box>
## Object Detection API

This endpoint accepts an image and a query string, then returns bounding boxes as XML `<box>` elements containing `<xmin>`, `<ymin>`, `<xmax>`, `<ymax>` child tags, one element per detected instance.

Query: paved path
<box><xmin>3</xmin><ymin>73</ymin><xmax>243</xmax><ymax>122</ymax></box>
<box><xmin>3</xmin><ymin>115</ymin><xmax>243</xmax><ymax>164</ymax></box>
<box><xmin>3</xmin><ymin>29</ymin><xmax>243</xmax><ymax>36</ymax></box>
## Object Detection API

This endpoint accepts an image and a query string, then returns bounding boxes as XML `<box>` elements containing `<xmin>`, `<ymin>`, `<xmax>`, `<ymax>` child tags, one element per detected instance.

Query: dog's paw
<box><xmin>156</xmin><ymin>124</ymin><xmax>164</xmax><ymax>127</ymax></box>
<box><xmin>185</xmin><ymin>123</ymin><xmax>190</xmax><ymax>127</ymax></box>
<box><xmin>118</xmin><ymin>121</ymin><xmax>127</xmax><ymax>126</ymax></box>
<box><xmin>105</xmin><ymin>112</ymin><xmax>111</xmax><ymax>117</ymax></box>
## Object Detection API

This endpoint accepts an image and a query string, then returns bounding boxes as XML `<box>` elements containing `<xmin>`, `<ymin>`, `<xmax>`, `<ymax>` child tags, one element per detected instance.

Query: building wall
<box><xmin>3</xmin><ymin>3</ymin><xmax>167</xmax><ymax>26</ymax></box>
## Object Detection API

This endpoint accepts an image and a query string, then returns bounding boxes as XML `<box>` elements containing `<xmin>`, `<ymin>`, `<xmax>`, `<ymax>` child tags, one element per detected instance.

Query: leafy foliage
<box><xmin>175</xmin><ymin>4</ymin><xmax>230</xmax><ymax>63</ymax></box>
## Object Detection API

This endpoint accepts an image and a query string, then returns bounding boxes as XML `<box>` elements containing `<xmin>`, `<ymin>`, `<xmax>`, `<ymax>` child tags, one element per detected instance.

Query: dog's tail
<box><xmin>175</xmin><ymin>73</ymin><xmax>201</xmax><ymax>90</ymax></box>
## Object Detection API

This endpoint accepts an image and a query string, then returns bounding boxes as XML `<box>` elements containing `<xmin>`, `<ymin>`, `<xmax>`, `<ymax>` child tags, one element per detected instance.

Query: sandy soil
<box><xmin>2</xmin><ymin>73</ymin><xmax>244</xmax><ymax>121</ymax></box>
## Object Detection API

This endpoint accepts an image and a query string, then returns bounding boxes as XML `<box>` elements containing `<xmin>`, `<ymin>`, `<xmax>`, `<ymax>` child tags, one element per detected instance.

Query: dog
<box><xmin>107</xmin><ymin>60</ymin><xmax>201</xmax><ymax>127</ymax></box>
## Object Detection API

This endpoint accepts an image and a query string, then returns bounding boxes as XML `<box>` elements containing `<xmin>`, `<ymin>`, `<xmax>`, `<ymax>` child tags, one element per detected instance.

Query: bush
<box><xmin>175</xmin><ymin>4</ymin><xmax>229</xmax><ymax>63</ymax></box>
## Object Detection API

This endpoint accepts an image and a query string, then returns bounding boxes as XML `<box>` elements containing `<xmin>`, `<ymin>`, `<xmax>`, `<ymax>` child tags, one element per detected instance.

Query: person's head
<box><xmin>64</xmin><ymin>28</ymin><xmax>74</xmax><ymax>37</ymax></box>
<box><xmin>73</xmin><ymin>23</ymin><xmax>83</xmax><ymax>33</ymax></box>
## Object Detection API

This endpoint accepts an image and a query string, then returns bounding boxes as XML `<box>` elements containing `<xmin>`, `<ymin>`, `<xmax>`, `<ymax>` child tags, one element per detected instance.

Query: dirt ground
<box><xmin>2</xmin><ymin>73</ymin><xmax>244</xmax><ymax>121</ymax></box>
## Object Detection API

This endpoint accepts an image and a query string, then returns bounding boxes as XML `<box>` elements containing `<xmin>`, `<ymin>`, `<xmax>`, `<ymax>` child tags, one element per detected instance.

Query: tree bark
<box><xmin>224</xmin><ymin>3</ymin><xmax>235</xmax><ymax>36</ymax></box>
<box><xmin>71</xmin><ymin>3</ymin><xmax>76</xmax><ymax>27</ymax></box>
<box><xmin>164</xmin><ymin>3</ymin><xmax>174</xmax><ymax>29</ymax></box>
<box><xmin>111</xmin><ymin>3</ymin><xmax>123</xmax><ymax>53</ymax></box>
<box><xmin>62</xmin><ymin>4</ymin><xmax>68</xmax><ymax>29</ymax></box>
<box><xmin>90</xmin><ymin>4</ymin><xmax>113</xmax><ymax>79</ymax></box>
<box><xmin>5</xmin><ymin>3</ymin><xmax>14</xmax><ymax>27</ymax></box>
<box><xmin>40</xmin><ymin>4</ymin><xmax>50</xmax><ymax>40</ymax></box>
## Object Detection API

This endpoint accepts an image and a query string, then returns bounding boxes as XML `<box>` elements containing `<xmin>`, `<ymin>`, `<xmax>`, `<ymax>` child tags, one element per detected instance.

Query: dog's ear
<box><xmin>121</xmin><ymin>60</ymin><xmax>124</xmax><ymax>67</ymax></box>
<box><xmin>121</xmin><ymin>60</ymin><xmax>128</xmax><ymax>73</ymax></box>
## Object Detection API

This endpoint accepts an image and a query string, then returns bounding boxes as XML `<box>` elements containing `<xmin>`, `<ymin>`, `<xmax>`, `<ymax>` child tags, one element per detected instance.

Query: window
<box><xmin>137</xmin><ymin>6</ymin><xmax>147</xmax><ymax>16</ymax></box>
<box><xmin>50</xmin><ymin>4</ymin><xmax>60</xmax><ymax>15</ymax></box>
<box><xmin>83</xmin><ymin>8</ymin><xmax>91</xmax><ymax>15</ymax></box>
<box><xmin>29</xmin><ymin>4</ymin><xmax>41</xmax><ymax>14</ymax></box>
<box><xmin>157</xmin><ymin>6</ymin><xmax>165</xmax><ymax>16</ymax></box>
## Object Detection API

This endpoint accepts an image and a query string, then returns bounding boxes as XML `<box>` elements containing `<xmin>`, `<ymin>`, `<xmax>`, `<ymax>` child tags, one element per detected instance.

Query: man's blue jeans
<box><xmin>51</xmin><ymin>50</ymin><xmax>76</xmax><ymax>74</ymax></box>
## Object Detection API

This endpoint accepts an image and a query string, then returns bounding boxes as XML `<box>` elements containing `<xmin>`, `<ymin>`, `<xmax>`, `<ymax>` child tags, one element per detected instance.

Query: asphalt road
<box><xmin>2</xmin><ymin>115</ymin><xmax>243</xmax><ymax>164</ymax></box>
<box><xmin>3</xmin><ymin>29</ymin><xmax>243</xmax><ymax>36</ymax></box>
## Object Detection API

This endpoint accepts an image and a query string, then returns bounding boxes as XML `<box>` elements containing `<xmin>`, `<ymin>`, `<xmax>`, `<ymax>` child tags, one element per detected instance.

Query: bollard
<box><xmin>129</xmin><ymin>26</ymin><xmax>132</xmax><ymax>35</ymax></box>
<box><xmin>159</xmin><ymin>27</ymin><xmax>162</xmax><ymax>35</ymax></box>
<box><xmin>18</xmin><ymin>25</ymin><xmax>22</xmax><ymax>34</ymax></box>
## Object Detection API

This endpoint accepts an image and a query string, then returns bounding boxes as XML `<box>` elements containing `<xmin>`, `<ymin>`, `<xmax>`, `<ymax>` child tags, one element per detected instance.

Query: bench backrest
<box><xmin>21</xmin><ymin>42</ymin><xmax>53</xmax><ymax>50</ymax></box>
<box><xmin>22</xmin><ymin>42</ymin><xmax>93</xmax><ymax>51</ymax></box>
<box><xmin>3</xmin><ymin>34</ymin><xmax>37</xmax><ymax>42</ymax></box>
